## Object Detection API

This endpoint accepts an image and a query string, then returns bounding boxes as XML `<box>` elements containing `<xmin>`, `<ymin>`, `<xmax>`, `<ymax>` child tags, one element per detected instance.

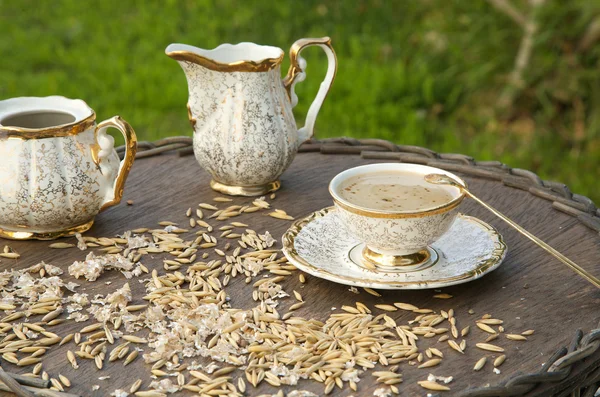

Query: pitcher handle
<box><xmin>94</xmin><ymin>116</ymin><xmax>137</xmax><ymax>212</ymax></box>
<box><xmin>283</xmin><ymin>37</ymin><xmax>337</xmax><ymax>144</ymax></box>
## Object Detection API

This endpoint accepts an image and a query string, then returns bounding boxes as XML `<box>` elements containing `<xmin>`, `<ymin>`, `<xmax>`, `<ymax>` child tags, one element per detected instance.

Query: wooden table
<box><xmin>1</xmin><ymin>148</ymin><xmax>599</xmax><ymax>397</ymax></box>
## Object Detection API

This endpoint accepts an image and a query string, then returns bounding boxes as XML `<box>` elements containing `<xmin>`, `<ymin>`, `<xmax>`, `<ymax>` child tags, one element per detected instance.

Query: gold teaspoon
<box><xmin>425</xmin><ymin>173</ymin><xmax>600</xmax><ymax>289</ymax></box>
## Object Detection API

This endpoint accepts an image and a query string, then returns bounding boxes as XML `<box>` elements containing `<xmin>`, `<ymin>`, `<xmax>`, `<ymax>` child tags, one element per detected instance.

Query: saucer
<box><xmin>282</xmin><ymin>207</ymin><xmax>507</xmax><ymax>290</ymax></box>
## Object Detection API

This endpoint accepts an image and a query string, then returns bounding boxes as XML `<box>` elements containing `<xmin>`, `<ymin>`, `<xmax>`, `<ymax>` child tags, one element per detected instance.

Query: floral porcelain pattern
<box><xmin>282</xmin><ymin>207</ymin><xmax>507</xmax><ymax>290</ymax></box>
<box><xmin>0</xmin><ymin>96</ymin><xmax>137</xmax><ymax>238</ymax></box>
<box><xmin>0</xmin><ymin>131</ymin><xmax>119</xmax><ymax>232</ymax></box>
<box><xmin>335</xmin><ymin>203</ymin><xmax>459</xmax><ymax>255</ymax></box>
<box><xmin>183</xmin><ymin>63</ymin><xmax>299</xmax><ymax>186</ymax></box>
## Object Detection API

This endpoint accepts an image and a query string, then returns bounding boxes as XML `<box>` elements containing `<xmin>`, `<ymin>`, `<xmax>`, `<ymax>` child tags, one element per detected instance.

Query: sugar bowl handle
<box><xmin>283</xmin><ymin>37</ymin><xmax>337</xmax><ymax>144</ymax></box>
<box><xmin>95</xmin><ymin>116</ymin><xmax>137</xmax><ymax>211</ymax></box>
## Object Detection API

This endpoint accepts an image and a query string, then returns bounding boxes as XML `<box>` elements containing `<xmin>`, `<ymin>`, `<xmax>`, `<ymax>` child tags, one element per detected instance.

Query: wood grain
<box><xmin>0</xmin><ymin>152</ymin><xmax>598</xmax><ymax>397</ymax></box>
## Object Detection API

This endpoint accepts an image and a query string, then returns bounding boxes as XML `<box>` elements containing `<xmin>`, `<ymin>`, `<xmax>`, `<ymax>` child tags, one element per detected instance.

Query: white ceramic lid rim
<box><xmin>0</xmin><ymin>96</ymin><xmax>94</xmax><ymax>129</ymax></box>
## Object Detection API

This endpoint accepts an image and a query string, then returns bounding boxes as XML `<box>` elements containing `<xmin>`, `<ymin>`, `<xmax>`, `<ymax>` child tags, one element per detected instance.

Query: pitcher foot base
<box><xmin>210</xmin><ymin>180</ymin><xmax>281</xmax><ymax>197</ymax></box>
<box><xmin>0</xmin><ymin>219</ymin><xmax>95</xmax><ymax>240</ymax></box>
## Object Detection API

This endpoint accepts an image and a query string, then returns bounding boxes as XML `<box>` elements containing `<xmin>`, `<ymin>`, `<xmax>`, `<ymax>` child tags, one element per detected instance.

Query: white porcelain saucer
<box><xmin>282</xmin><ymin>207</ymin><xmax>507</xmax><ymax>290</ymax></box>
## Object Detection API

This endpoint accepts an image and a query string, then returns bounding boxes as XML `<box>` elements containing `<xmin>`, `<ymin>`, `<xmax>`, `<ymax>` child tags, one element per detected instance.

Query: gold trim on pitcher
<box><xmin>0</xmin><ymin>219</ymin><xmax>94</xmax><ymax>240</ymax></box>
<box><xmin>210</xmin><ymin>179</ymin><xmax>281</xmax><ymax>197</ymax></box>
<box><xmin>166</xmin><ymin>51</ymin><xmax>284</xmax><ymax>72</ymax></box>
<box><xmin>0</xmin><ymin>113</ymin><xmax>96</xmax><ymax>140</ymax></box>
<box><xmin>98</xmin><ymin>116</ymin><xmax>138</xmax><ymax>211</ymax></box>
<box><xmin>283</xmin><ymin>37</ymin><xmax>337</xmax><ymax>99</ymax></box>
<box><xmin>187</xmin><ymin>103</ymin><xmax>197</xmax><ymax>128</ymax></box>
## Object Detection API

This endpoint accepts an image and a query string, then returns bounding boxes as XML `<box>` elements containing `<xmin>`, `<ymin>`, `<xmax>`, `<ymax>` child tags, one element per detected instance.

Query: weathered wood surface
<box><xmin>0</xmin><ymin>152</ymin><xmax>598</xmax><ymax>397</ymax></box>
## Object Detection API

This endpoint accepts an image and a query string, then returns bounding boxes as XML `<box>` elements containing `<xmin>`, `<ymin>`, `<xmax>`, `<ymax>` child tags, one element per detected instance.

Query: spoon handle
<box><xmin>463</xmin><ymin>190</ymin><xmax>600</xmax><ymax>289</ymax></box>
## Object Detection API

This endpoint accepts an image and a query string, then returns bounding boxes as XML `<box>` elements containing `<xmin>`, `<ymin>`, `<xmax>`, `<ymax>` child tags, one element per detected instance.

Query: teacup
<box><xmin>329</xmin><ymin>163</ymin><xmax>466</xmax><ymax>271</ymax></box>
<box><xmin>0</xmin><ymin>96</ymin><xmax>137</xmax><ymax>240</ymax></box>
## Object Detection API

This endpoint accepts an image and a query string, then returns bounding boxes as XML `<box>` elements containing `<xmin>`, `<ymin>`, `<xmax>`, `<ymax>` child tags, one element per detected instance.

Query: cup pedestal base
<box><xmin>355</xmin><ymin>245</ymin><xmax>439</xmax><ymax>273</ymax></box>
<box><xmin>210</xmin><ymin>179</ymin><xmax>281</xmax><ymax>197</ymax></box>
<box><xmin>0</xmin><ymin>219</ymin><xmax>95</xmax><ymax>240</ymax></box>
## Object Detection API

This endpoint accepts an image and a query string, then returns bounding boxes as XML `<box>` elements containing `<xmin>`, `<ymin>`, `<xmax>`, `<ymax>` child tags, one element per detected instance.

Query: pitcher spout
<box><xmin>165</xmin><ymin>43</ymin><xmax>284</xmax><ymax>72</ymax></box>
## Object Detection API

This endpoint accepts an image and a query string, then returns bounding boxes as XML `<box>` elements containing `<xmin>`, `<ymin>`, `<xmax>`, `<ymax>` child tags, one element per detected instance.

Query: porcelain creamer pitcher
<box><xmin>166</xmin><ymin>37</ymin><xmax>337</xmax><ymax>196</ymax></box>
<box><xmin>0</xmin><ymin>96</ymin><xmax>137</xmax><ymax>240</ymax></box>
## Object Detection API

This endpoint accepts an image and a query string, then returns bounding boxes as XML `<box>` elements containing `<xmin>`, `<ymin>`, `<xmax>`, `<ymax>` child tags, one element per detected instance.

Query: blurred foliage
<box><xmin>1</xmin><ymin>0</ymin><xmax>599</xmax><ymax>201</ymax></box>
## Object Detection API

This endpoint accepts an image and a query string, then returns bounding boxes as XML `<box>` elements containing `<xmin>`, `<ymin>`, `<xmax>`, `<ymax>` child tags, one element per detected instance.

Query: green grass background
<box><xmin>1</xmin><ymin>0</ymin><xmax>599</xmax><ymax>201</ymax></box>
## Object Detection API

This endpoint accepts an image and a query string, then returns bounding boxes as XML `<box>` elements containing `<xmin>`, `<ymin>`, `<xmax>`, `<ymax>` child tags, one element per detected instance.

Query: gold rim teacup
<box><xmin>329</xmin><ymin>163</ymin><xmax>466</xmax><ymax>272</ymax></box>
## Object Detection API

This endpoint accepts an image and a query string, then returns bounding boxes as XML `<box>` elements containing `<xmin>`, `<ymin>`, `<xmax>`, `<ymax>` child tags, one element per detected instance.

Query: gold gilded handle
<box><xmin>283</xmin><ymin>37</ymin><xmax>337</xmax><ymax>144</ymax></box>
<box><xmin>95</xmin><ymin>116</ymin><xmax>137</xmax><ymax>212</ymax></box>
